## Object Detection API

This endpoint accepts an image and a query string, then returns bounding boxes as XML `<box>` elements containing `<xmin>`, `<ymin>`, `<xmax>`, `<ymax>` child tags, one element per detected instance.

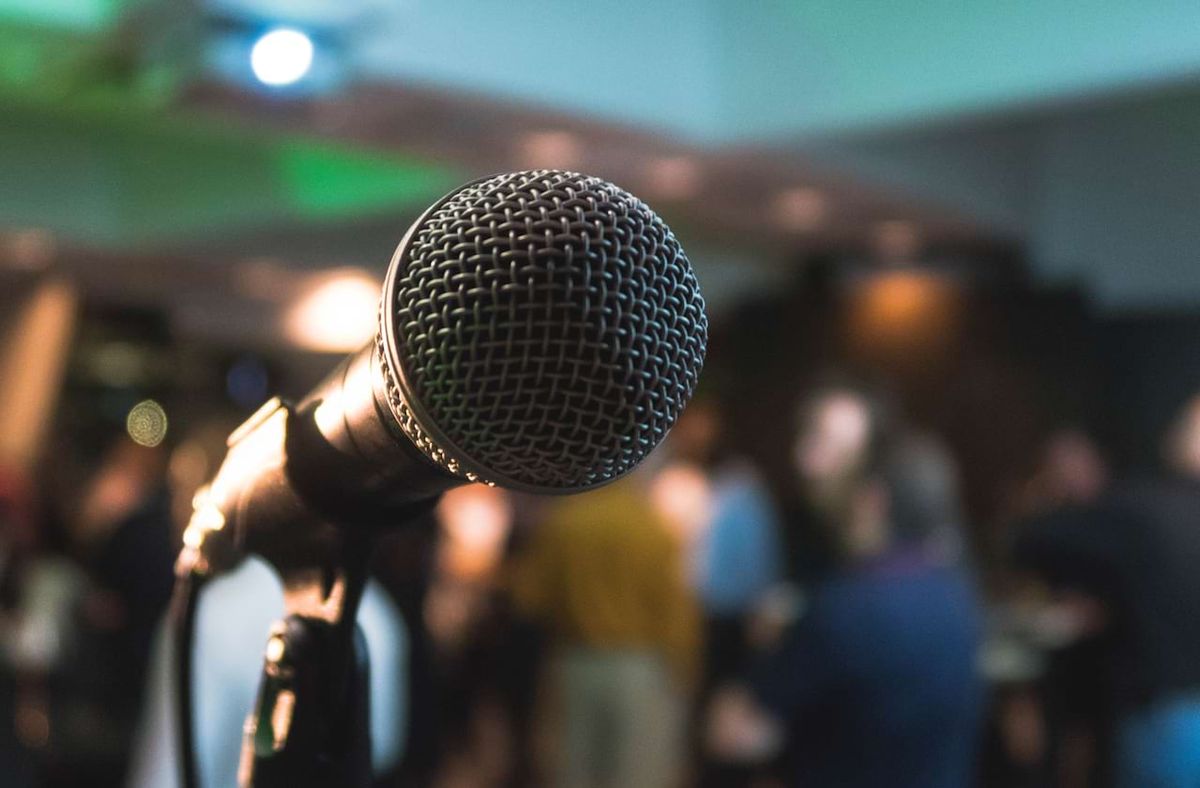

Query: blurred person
<box><xmin>660</xmin><ymin>401</ymin><xmax>783</xmax><ymax>788</ymax></box>
<box><xmin>0</xmin><ymin>463</ymin><xmax>84</xmax><ymax>709</ymax></box>
<box><xmin>0</xmin><ymin>466</ymin><xmax>58</xmax><ymax>788</ymax></box>
<box><xmin>742</xmin><ymin>382</ymin><xmax>890</xmax><ymax>651</ymax></box>
<box><xmin>32</xmin><ymin>436</ymin><xmax>177</xmax><ymax>787</ymax></box>
<box><xmin>423</xmin><ymin>488</ymin><xmax>559</xmax><ymax>788</ymax></box>
<box><xmin>885</xmin><ymin>432</ymin><xmax>970</xmax><ymax>564</ymax></box>
<box><xmin>73</xmin><ymin>438</ymin><xmax>177</xmax><ymax>679</ymax></box>
<box><xmin>509</xmin><ymin>465</ymin><xmax>699</xmax><ymax>788</ymax></box>
<box><xmin>370</xmin><ymin>519</ymin><xmax>441</xmax><ymax>787</ymax></box>
<box><xmin>666</xmin><ymin>402</ymin><xmax>783</xmax><ymax>677</ymax></box>
<box><xmin>423</xmin><ymin>484</ymin><xmax>520</xmax><ymax>787</ymax></box>
<box><xmin>127</xmin><ymin>554</ymin><xmax>408</xmax><ymax>788</ymax></box>
<box><xmin>776</xmin><ymin>380</ymin><xmax>896</xmax><ymax>584</ymax></box>
<box><xmin>710</xmin><ymin>389</ymin><xmax>984</xmax><ymax>788</ymax></box>
<box><xmin>694</xmin><ymin>457</ymin><xmax>783</xmax><ymax>673</ymax></box>
<box><xmin>1002</xmin><ymin>428</ymin><xmax>1113</xmax><ymax>788</ymax></box>
<box><xmin>1015</xmin><ymin>398</ymin><xmax>1200</xmax><ymax>788</ymax></box>
<box><xmin>1012</xmin><ymin>429</ymin><xmax>1110</xmax><ymax>520</ymax></box>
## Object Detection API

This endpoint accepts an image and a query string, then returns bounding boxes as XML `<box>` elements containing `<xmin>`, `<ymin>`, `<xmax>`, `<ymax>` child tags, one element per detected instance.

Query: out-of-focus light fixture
<box><xmin>650</xmin><ymin>463</ymin><xmax>711</xmax><ymax>543</ymax></box>
<box><xmin>250</xmin><ymin>28</ymin><xmax>314</xmax><ymax>87</ymax></box>
<box><xmin>773</xmin><ymin>187</ymin><xmax>827</xmax><ymax>232</ymax></box>
<box><xmin>437</xmin><ymin>485</ymin><xmax>514</xmax><ymax>580</ymax></box>
<box><xmin>648</xmin><ymin>156</ymin><xmax>701</xmax><ymax>201</ymax></box>
<box><xmin>848</xmin><ymin>270</ymin><xmax>960</xmax><ymax>358</ymax></box>
<box><xmin>873</xmin><ymin>220</ymin><xmax>921</xmax><ymax>262</ymax></box>
<box><xmin>127</xmin><ymin>400</ymin><xmax>169</xmax><ymax>447</ymax></box>
<box><xmin>519</xmin><ymin>130</ymin><xmax>582</xmax><ymax>169</ymax></box>
<box><xmin>284</xmin><ymin>268</ymin><xmax>380</xmax><ymax>353</ymax></box>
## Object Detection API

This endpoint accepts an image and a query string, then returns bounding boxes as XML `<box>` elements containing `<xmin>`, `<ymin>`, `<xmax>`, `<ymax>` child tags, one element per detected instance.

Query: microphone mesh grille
<box><xmin>383</xmin><ymin>170</ymin><xmax>707</xmax><ymax>491</ymax></box>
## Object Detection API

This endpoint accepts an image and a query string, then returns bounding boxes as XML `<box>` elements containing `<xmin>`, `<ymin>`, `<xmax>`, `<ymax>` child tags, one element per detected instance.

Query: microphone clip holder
<box><xmin>174</xmin><ymin>396</ymin><xmax>438</xmax><ymax>788</ymax></box>
<box><xmin>237</xmin><ymin>484</ymin><xmax>434</xmax><ymax>786</ymax></box>
<box><xmin>238</xmin><ymin>606</ymin><xmax>373</xmax><ymax>788</ymax></box>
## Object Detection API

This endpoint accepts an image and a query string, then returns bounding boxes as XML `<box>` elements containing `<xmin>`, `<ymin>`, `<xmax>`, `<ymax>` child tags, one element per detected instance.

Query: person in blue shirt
<box><xmin>680</xmin><ymin>401</ymin><xmax>783</xmax><ymax>788</ymax></box>
<box><xmin>696</xmin><ymin>461</ymin><xmax>782</xmax><ymax>624</ymax></box>
<box><xmin>710</xmin><ymin>387</ymin><xmax>984</xmax><ymax>788</ymax></box>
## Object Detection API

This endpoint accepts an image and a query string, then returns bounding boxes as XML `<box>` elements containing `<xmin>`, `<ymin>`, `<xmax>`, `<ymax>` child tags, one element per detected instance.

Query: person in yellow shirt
<box><xmin>510</xmin><ymin>469</ymin><xmax>700</xmax><ymax>788</ymax></box>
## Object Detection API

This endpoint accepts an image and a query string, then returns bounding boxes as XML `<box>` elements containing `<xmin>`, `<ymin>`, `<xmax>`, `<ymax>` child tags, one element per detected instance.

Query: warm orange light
<box><xmin>848</xmin><ymin>271</ymin><xmax>960</xmax><ymax>359</ymax></box>
<box><xmin>437</xmin><ymin>485</ymin><xmax>513</xmax><ymax>581</ymax></box>
<box><xmin>284</xmin><ymin>269</ymin><xmax>380</xmax><ymax>353</ymax></box>
<box><xmin>0</xmin><ymin>278</ymin><xmax>77</xmax><ymax>468</ymax></box>
<box><xmin>862</xmin><ymin>272</ymin><xmax>934</xmax><ymax>325</ymax></box>
<box><xmin>651</xmin><ymin>462</ymin><xmax>712</xmax><ymax>544</ymax></box>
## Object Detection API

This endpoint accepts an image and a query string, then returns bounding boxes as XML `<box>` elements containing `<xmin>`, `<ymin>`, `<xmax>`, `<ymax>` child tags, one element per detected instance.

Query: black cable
<box><xmin>170</xmin><ymin>569</ymin><xmax>204</xmax><ymax>788</ymax></box>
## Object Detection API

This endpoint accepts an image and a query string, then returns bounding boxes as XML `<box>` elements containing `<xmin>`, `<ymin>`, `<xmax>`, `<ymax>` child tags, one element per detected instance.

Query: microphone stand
<box><xmin>174</xmin><ymin>397</ymin><xmax>438</xmax><ymax>788</ymax></box>
<box><xmin>237</xmin><ymin>534</ymin><xmax>374</xmax><ymax>788</ymax></box>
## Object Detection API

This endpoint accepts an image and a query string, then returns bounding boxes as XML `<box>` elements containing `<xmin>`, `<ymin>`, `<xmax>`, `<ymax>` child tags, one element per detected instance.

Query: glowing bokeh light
<box><xmin>847</xmin><ymin>271</ymin><xmax>961</xmax><ymax>361</ymax></box>
<box><xmin>127</xmin><ymin>400</ymin><xmax>168</xmax><ymax>447</ymax></box>
<box><xmin>519</xmin><ymin>130</ymin><xmax>582</xmax><ymax>169</ymax></box>
<box><xmin>284</xmin><ymin>269</ymin><xmax>380</xmax><ymax>353</ymax></box>
<box><xmin>773</xmin><ymin>187</ymin><xmax>827</xmax><ymax>232</ymax></box>
<box><xmin>437</xmin><ymin>485</ymin><xmax>513</xmax><ymax>580</ymax></box>
<box><xmin>250</xmin><ymin>28</ymin><xmax>314</xmax><ymax>87</ymax></box>
<box><xmin>648</xmin><ymin>156</ymin><xmax>701</xmax><ymax>200</ymax></box>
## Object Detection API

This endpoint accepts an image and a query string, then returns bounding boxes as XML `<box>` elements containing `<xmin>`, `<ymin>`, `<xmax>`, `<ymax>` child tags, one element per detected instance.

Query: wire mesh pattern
<box><xmin>380</xmin><ymin>170</ymin><xmax>707</xmax><ymax>491</ymax></box>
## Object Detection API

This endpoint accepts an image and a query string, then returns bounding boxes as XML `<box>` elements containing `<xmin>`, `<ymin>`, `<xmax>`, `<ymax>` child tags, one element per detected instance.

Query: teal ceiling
<box><xmin>0</xmin><ymin>95</ymin><xmax>459</xmax><ymax>247</ymax></box>
<box><xmin>348</xmin><ymin>0</ymin><xmax>1200</xmax><ymax>142</ymax></box>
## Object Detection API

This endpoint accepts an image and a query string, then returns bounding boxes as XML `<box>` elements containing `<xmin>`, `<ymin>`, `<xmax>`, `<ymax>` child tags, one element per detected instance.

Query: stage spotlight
<box><xmin>250</xmin><ymin>28</ymin><xmax>314</xmax><ymax>87</ymax></box>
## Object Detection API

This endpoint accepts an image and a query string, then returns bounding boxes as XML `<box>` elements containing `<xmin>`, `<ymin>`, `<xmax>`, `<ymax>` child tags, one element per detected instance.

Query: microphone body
<box><xmin>175</xmin><ymin>170</ymin><xmax>706</xmax><ymax>788</ymax></box>
<box><xmin>186</xmin><ymin>169</ymin><xmax>708</xmax><ymax>564</ymax></box>
<box><xmin>193</xmin><ymin>346</ymin><xmax>450</xmax><ymax>565</ymax></box>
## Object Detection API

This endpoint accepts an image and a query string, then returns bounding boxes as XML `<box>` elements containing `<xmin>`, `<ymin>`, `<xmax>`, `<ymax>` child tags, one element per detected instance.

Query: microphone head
<box><xmin>377</xmin><ymin>170</ymin><xmax>707</xmax><ymax>493</ymax></box>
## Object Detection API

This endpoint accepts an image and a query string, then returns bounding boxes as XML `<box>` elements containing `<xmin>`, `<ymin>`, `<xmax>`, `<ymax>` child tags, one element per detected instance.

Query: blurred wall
<box><xmin>1032</xmin><ymin>88</ymin><xmax>1200</xmax><ymax>308</ymax></box>
<box><xmin>813</xmin><ymin>85</ymin><xmax>1200</xmax><ymax>309</ymax></box>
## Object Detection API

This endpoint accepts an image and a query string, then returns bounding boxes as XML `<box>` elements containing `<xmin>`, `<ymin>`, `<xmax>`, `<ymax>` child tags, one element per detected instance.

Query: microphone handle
<box><xmin>195</xmin><ymin>343</ymin><xmax>454</xmax><ymax>568</ymax></box>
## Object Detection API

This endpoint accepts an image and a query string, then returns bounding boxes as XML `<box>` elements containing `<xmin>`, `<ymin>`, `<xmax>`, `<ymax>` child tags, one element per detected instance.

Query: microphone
<box><xmin>187</xmin><ymin>170</ymin><xmax>708</xmax><ymax>559</ymax></box>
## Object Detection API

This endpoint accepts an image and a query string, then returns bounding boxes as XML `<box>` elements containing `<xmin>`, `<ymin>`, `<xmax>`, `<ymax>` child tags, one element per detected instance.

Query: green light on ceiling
<box><xmin>0</xmin><ymin>8</ymin><xmax>460</xmax><ymax>246</ymax></box>
<box><xmin>0</xmin><ymin>0</ymin><xmax>128</xmax><ymax>32</ymax></box>
<box><xmin>276</xmin><ymin>143</ymin><xmax>459</xmax><ymax>220</ymax></box>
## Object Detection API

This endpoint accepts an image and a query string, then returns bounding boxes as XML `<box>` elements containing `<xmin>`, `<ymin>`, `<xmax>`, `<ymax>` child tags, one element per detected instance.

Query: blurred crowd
<box><xmin>3</xmin><ymin>377</ymin><xmax>1200</xmax><ymax>788</ymax></box>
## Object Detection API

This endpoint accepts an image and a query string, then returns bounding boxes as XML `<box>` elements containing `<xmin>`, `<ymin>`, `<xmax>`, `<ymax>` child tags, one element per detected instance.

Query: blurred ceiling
<box><xmin>2</xmin><ymin>0</ymin><xmax>1200</xmax><ymax>334</ymax></box>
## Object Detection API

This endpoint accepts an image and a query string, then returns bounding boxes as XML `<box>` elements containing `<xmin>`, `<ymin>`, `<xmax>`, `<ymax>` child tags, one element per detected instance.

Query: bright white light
<box><xmin>284</xmin><ymin>269</ymin><xmax>380</xmax><ymax>353</ymax></box>
<box><xmin>250</xmin><ymin>28</ymin><xmax>314</xmax><ymax>87</ymax></box>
